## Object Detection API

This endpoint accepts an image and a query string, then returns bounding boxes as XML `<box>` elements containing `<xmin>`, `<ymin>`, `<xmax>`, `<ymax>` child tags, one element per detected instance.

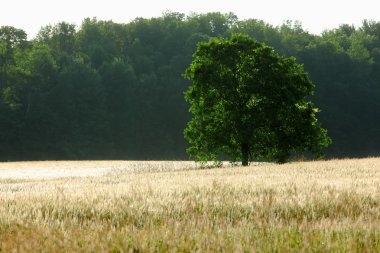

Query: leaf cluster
<box><xmin>184</xmin><ymin>34</ymin><xmax>331</xmax><ymax>163</ymax></box>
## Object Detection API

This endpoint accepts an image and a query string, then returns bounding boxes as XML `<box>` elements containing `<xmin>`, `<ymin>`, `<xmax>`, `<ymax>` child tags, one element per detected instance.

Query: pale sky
<box><xmin>1</xmin><ymin>0</ymin><xmax>379</xmax><ymax>38</ymax></box>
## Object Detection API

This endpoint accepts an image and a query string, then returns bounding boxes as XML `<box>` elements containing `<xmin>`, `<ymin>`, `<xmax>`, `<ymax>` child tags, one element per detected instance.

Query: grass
<box><xmin>1</xmin><ymin>158</ymin><xmax>380</xmax><ymax>252</ymax></box>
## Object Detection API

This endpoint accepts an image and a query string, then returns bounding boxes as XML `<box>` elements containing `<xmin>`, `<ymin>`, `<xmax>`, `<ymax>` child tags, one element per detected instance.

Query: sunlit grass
<box><xmin>1</xmin><ymin>158</ymin><xmax>380</xmax><ymax>252</ymax></box>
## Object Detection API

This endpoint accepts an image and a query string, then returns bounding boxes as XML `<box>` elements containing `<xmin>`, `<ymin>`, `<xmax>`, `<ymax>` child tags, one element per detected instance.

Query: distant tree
<box><xmin>0</xmin><ymin>26</ymin><xmax>27</xmax><ymax>89</ymax></box>
<box><xmin>36</xmin><ymin>22</ymin><xmax>76</xmax><ymax>53</ymax></box>
<box><xmin>99</xmin><ymin>57</ymin><xmax>137</xmax><ymax>157</ymax></box>
<box><xmin>184</xmin><ymin>34</ymin><xmax>331</xmax><ymax>165</ymax></box>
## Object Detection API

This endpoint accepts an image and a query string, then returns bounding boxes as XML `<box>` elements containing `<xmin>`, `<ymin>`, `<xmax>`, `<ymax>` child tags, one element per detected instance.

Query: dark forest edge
<box><xmin>1</xmin><ymin>12</ymin><xmax>379</xmax><ymax>161</ymax></box>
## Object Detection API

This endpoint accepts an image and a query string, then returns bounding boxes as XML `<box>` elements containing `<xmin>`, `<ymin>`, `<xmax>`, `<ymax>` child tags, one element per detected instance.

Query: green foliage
<box><xmin>0</xmin><ymin>14</ymin><xmax>380</xmax><ymax>160</ymax></box>
<box><xmin>184</xmin><ymin>34</ymin><xmax>331</xmax><ymax>164</ymax></box>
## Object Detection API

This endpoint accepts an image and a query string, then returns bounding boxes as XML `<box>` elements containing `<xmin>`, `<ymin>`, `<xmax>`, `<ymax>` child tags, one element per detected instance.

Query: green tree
<box><xmin>99</xmin><ymin>57</ymin><xmax>137</xmax><ymax>158</ymax></box>
<box><xmin>0</xmin><ymin>26</ymin><xmax>27</xmax><ymax>89</ymax></box>
<box><xmin>184</xmin><ymin>34</ymin><xmax>331</xmax><ymax>165</ymax></box>
<box><xmin>36</xmin><ymin>22</ymin><xmax>76</xmax><ymax>54</ymax></box>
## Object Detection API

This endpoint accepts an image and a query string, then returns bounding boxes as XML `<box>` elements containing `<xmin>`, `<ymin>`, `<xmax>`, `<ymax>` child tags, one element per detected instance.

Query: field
<box><xmin>1</xmin><ymin>159</ymin><xmax>380</xmax><ymax>252</ymax></box>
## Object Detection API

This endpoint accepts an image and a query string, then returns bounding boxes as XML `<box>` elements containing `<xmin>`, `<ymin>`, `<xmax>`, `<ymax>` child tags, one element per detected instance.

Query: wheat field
<box><xmin>1</xmin><ymin>158</ymin><xmax>380</xmax><ymax>252</ymax></box>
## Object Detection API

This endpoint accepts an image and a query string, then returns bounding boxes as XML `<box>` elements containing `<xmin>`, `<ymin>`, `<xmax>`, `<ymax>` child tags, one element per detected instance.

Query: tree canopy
<box><xmin>184</xmin><ymin>34</ymin><xmax>331</xmax><ymax>165</ymax></box>
<box><xmin>0</xmin><ymin>13</ymin><xmax>380</xmax><ymax>161</ymax></box>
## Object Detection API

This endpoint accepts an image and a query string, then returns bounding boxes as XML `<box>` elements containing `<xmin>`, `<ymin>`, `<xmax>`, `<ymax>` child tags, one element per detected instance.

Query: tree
<box><xmin>99</xmin><ymin>57</ymin><xmax>137</xmax><ymax>158</ymax></box>
<box><xmin>184</xmin><ymin>34</ymin><xmax>331</xmax><ymax>165</ymax></box>
<box><xmin>0</xmin><ymin>26</ymin><xmax>27</xmax><ymax>89</ymax></box>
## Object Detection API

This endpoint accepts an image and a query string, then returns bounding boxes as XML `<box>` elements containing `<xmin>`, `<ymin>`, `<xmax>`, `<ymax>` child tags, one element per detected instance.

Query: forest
<box><xmin>1</xmin><ymin>12</ymin><xmax>380</xmax><ymax>161</ymax></box>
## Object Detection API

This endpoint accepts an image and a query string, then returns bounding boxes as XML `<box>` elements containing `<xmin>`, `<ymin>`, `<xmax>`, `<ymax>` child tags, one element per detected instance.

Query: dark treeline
<box><xmin>1</xmin><ymin>12</ymin><xmax>380</xmax><ymax>161</ymax></box>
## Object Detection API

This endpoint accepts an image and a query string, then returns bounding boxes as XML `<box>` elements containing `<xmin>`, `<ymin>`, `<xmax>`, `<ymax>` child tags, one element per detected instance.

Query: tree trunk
<box><xmin>241</xmin><ymin>142</ymin><xmax>249</xmax><ymax>166</ymax></box>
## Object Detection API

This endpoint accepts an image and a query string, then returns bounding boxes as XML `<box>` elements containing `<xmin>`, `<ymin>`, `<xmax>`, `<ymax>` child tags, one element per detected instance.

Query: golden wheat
<box><xmin>1</xmin><ymin>158</ymin><xmax>380</xmax><ymax>252</ymax></box>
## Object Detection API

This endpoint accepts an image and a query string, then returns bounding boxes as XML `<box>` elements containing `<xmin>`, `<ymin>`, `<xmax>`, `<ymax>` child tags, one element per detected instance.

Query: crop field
<box><xmin>1</xmin><ymin>158</ymin><xmax>380</xmax><ymax>252</ymax></box>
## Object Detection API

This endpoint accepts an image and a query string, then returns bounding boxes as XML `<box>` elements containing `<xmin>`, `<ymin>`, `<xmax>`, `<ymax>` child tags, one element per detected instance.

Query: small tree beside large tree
<box><xmin>184</xmin><ymin>34</ymin><xmax>331</xmax><ymax>165</ymax></box>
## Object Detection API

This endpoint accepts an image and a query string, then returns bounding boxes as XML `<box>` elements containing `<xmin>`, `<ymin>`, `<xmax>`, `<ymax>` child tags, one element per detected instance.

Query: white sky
<box><xmin>1</xmin><ymin>0</ymin><xmax>379</xmax><ymax>39</ymax></box>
